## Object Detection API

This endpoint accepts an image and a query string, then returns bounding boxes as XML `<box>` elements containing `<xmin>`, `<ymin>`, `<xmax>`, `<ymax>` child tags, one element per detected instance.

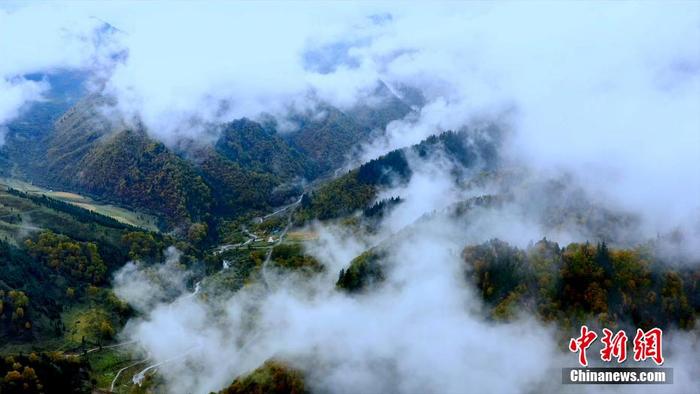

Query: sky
<box><xmin>1</xmin><ymin>1</ymin><xmax>698</xmax><ymax>236</ymax></box>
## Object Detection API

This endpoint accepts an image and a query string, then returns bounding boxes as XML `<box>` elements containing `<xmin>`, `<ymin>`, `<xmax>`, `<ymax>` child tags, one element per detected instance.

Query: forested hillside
<box><xmin>1</xmin><ymin>71</ymin><xmax>89</xmax><ymax>180</ymax></box>
<box><xmin>196</xmin><ymin>149</ymin><xmax>278</xmax><ymax>216</ymax></box>
<box><xmin>0</xmin><ymin>72</ymin><xmax>414</xmax><ymax>234</ymax></box>
<box><xmin>43</xmin><ymin>96</ymin><xmax>119</xmax><ymax>182</ymax></box>
<box><xmin>0</xmin><ymin>152</ymin><xmax>10</xmax><ymax>177</ymax></box>
<box><xmin>0</xmin><ymin>181</ymin><xmax>203</xmax><ymax>391</ymax></box>
<box><xmin>216</xmin><ymin>119</ymin><xmax>318</xmax><ymax>179</ymax></box>
<box><xmin>78</xmin><ymin>129</ymin><xmax>213</xmax><ymax>226</ymax></box>
<box><xmin>334</xmin><ymin>238</ymin><xmax>700</xmax><ymax>330</ymax></box>
<box><xmin>284</xmin><ymin>82</ymin><xmax>412</xmax><ymax>173</ymax></box>
<box><xmin>297</xmin><ymin>128</ymin><xmax>501</xmax><ymax>221</ymax></box>
<box><xmin>220</xmin><ymin>360</ymin><xmax>308</xmax><ymax>394</ymax></box>
<box><xmin>464</xmin><ymin>239</ymin><xmax>700</xmax><ymax>329</ymax></box>
<box><xmin>0</xmin><ymin>185</ymin><xmax>170</xmax><ymax>349</ymax></box>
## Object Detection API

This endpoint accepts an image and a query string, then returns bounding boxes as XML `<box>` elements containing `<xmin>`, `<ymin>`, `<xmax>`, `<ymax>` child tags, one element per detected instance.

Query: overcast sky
<box><xmin>1</xmin><ymin>1</ymin><xmax>699</xmax><ymax>234</ymax></box>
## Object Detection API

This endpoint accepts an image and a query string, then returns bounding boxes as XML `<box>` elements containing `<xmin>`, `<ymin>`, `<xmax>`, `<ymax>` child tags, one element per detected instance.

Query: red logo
<box><xmin>569</xmin><ymin>326</ymin><xmax>663</xmax><ymax>366</ymax></box>
<box><xmin>569</xmin><ymin>325</ymin><xmax>598</xmax><ymax>366</ymax></box>
<box><xmin>633</xmin><ymin>328</ymin><xmax>664</xmax><ymax>365</ymax></box>
<box><xmin>600</xmin><ymin>328</ymin><xmax>627</xmax><ymax>363</ymax></box>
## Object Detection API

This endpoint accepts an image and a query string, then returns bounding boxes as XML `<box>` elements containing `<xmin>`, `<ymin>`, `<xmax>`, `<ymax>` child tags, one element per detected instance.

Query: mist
<box><xmin>3</xmin><ymin>1</ymin><xmax>697</xmax><ymax>236</ymax></box>
<box><xmin>0</xmin><ymin>2</ymin><xmax>120</xmax><ymax>145</ymax></box>
<box><xmin>113</xmin><ymin>142</ymin><xmax>699</xmax><ymax>393</ymax></box>
<box><xmin>116</xmin><ymin>209</ymin><xmax>564</xmax><ymax>394</ymax></box>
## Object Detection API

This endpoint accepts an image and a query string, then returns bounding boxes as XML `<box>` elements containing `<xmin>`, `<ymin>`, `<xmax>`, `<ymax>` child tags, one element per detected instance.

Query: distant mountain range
<box><xmin>1</xmin><ymin>70</ymin><xmax>414</xmax><ymax>234</ymax></box>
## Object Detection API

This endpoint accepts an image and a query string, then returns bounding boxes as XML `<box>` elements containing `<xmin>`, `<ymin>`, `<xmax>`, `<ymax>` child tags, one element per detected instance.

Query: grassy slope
<box><xmin>1</xmin><ymin>177</ymin><xmax>158</xmax><ymax>232</ymax></box>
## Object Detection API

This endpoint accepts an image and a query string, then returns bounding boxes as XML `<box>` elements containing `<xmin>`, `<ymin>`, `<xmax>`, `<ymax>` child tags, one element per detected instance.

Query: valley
<box><xmin>1</xmin><ymin>145</ymin><xmax>325</xmax><ymax>392</ymax></box>
<box><xmin>0</xmin><ymin>177</ymin><xmax>159</xmax><ymax>233</ymax></box>
<box><xmin>1</xmin><ymin>3</ymin><xmax>698</xmax><ymax>394</ymax></box>
<box><xmin>2</xmin><ymin>110</ymin><xmax>699</xmax><ymax>392</ymax></box>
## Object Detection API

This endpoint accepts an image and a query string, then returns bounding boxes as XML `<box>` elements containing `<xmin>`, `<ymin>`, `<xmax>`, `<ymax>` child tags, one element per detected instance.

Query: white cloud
<box><xmin>351</xmin><ymin>2</ymin><xmax>700</xmax><ymax>237</ymax></box>
<box><xmin>4</xmin><ymin>3</ymin><xmax>698</xmax><ymax>232</ymax></box>
<box><xmin>117</xmin><ymin>212</ymin><xmax>564</xmax><ymax>394</ymax></box>
<box><xmin>0</xmin><ymin>2</ymin><xmax>115</xmax><ymax>142</ymax></box>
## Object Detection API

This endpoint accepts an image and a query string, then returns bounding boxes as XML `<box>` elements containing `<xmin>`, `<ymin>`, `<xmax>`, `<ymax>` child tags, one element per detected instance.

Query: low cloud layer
<box><xmin>116</xmin><ymin>214</ymin><xmax>564</xmax><ymax>394</ymax></box>
<box><xmin>113</xmin><ymin>247</ymin><xmax>189</xmax><ymax>313</ymax></box>
<box><xmin>2</xmin><ymin>1</ymin><xmax>698</xmax><ymax>235</ymax></box>
<box><xmin>0</xmin><ymin>3</ymin><xmax>119</xmax><ymax>144</ymax></box>
<box><xmin>114</xmin><ymin>209</ymin><xmax>700</xmax><ymax>394</ymax></box>
<box><xmin>114</xmin><ymin>146</ymin><xmax>699</xmax><ymax>393</ymax></box>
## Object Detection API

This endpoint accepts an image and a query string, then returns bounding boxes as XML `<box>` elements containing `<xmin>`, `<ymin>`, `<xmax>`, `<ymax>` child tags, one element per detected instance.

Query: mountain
<box><xmin>215</xmin><ymin>118</ymin><xmax>318</xmax><ymax>179</ymax></box>
<box><xmin>1</xmin><ymin>70</ymin><xmax>89</xmax><ymax>179</ymax></box>
<box><xmin>284</xmin><ymin>82</ymin><xmax>413</xmax><ymax>173</ymax></box>
<box><xmin>220</xmin><ymin>360</ymin><xmax>308</xmax><ymax>394</ymax></box>
<box><xmin>0</xmin><ymin>181</ymin><xmax>182</xmax><ymax>392</ymax></box>
<box><xmin>334</xmin><ymin>234</ymin><xmax>700</xmax><ymax>329</ymax></box>
<box><xmin>297</xmin><ymin>127</ymin><xmax>501</xmax><ymax>221</ymax></box>
<box><xmin>4</xmin><ymin>89</ymin><xmax>213</xmax><ymax>228</ymax></box>
<box><xmin>195</xmin><ymin>147</ymin><xmax>279</xmax><ymax>217</ymax></box>
<box><xmin>1</xmin><ymin>73</ymin><xmax>414</xmax><ymax>234</ymax></box>
<box><xmin>0</xmin><ymin>151</ymin><xmax>9</xmax><ymax>177</ymax></box>
<box><xmin>285</xmin><ymin>105</ymin><xmax>376</xmax><ymax>173</ymax></box>
<box><xmin>0</xmin><ymin>184</ymin><xmax>158</xmax><ymax>347</ymax></box>
<box><xmin>77</xmin><ymin>129</ymin><xmax>213</xmax><ymax>225</ymax></box>
<box><xmin>346</xmin><ymin>81</ymin><xmax>416</xmax><ymax>132</ymax></box>
<box><xmin>42</xmin><ymin>95</ymin><xmax>119</xmax><ymax>182</ymax></box>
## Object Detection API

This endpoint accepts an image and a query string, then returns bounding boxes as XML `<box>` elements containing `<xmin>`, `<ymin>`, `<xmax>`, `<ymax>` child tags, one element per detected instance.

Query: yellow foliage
<box><xmin>22</xmin><ymin>366</ymin><xmax>37</xmax><ymax>380</ymax></box>
<box><xmin>4</xmin><ymin>370</ymin><xmax>22</xmax><ymax>381</ymax></box>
